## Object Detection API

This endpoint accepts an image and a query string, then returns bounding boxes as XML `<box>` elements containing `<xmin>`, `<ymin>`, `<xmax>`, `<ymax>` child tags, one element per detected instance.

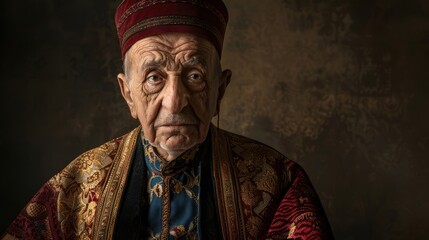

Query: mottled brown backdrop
<box><xmin>1</xmin><ymin>0</ymin><xmax>428</xmax><ymax>239</ymax></box>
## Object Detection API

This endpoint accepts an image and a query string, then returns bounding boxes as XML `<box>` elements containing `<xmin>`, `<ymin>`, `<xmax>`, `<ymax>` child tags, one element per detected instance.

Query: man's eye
<box><xmin>146</xmin><ymin>74</ymin><xmax>162</xmax><ymax>83</ymax></box>
<box><xmin>187</xmin><ymin>72</ymin><xmax>203</xmax><ymax>82</ymax></box>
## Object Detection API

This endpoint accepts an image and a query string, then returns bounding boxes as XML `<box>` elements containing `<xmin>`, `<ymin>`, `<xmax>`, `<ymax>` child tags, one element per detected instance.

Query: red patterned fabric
<box><xmin>1</xmin><ymin>137</ymin><xmax>122</xmax><ymax>240</ymax></box>
<box><xmin>2</xmin><ymin>127</ymin><xmax>334</xmax><ymax>239</ymax></box>
<box><xmin>3</xmin><ymin>183</ymin><xmax>63</xmax><ymax>240</ymax></box>
<box><xmin>115</xmin><ymin>0</ymin><xmax>228</xmax><ymax>58</ymax></box>
<box><xmin>221</xmin><ymin>130</ymin><xmax>335</xmax><ymax>240</ymax></box>
<box><xmin>266</xmin><ymin>163</ymin><xmax>334</xmax><ymax>239</ymax></box>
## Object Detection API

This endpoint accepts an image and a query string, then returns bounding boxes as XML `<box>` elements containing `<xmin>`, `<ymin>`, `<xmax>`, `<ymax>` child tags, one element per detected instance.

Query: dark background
<box><xmin>1</xmin><ymin>0</ymin><xmax>428</xmax><ymax>239</ymax></box>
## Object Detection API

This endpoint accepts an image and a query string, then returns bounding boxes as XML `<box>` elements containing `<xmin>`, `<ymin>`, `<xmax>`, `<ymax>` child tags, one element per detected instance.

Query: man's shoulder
<box><xmin>49</xmin><ymin>129</ymin><xmax>135</xmax><ymax>188</ymax></box>
<box><xmin>3</xmin><ymin>130</ymin><xmax>137</xmax><ymax>239</ymax></box>
<box><xmin>218</xmin><ymin>128</ymin><xmax>290</xmax><ymax>162</ymax></box>
<box><xmin>216</xmin><ymin>128</ymin><xmax>301</xmax><ymax>176</ymax></box>
<box><xmin>65</xmin><ymin>135</ymin><xmax>124</xmax><ymax>173</ymax></box>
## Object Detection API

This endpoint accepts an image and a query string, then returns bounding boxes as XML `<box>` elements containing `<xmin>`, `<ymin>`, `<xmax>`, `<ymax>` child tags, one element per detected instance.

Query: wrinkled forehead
<box><xmin>126</xmin><ymin>33</ymin><xmax>219</xmax><ymax>65</ymax></box>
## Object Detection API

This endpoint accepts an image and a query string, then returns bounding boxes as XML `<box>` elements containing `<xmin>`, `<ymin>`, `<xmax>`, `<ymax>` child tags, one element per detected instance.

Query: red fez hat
<box><xmin>115</xmin><ymin>0</ymin><xmax>229</xmax><ymax>59</ymax></box>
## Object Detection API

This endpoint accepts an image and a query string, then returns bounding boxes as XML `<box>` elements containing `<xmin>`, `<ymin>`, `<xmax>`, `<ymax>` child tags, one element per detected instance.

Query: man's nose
<box><xmin>162</xmin><ymin>75</ymin><xmax>189</xmax><ymax>113</ymax></box>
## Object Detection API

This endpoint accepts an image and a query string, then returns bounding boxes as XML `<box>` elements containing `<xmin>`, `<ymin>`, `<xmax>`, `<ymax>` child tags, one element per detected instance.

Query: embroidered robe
<box><xmin>2</xmin><ymin>125</ymin><xmax>334</xmax><ymax>239</ymax></box>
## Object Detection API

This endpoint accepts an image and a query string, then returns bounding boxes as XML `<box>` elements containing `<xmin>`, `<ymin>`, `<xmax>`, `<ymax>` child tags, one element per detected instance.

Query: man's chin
<box><xmin>159</xmin><ymin>134</ymin><xmax>196</xmax><ymax>152</ymax></box>
<box><xmin>156</xmin><ymin>137</ymin><xmax>197</xmax><ymax>161</ymax></box>
<box><xmin>154</xmin><ymin>125</ymin><xmax>199</xmax><ymax>147</ymax></box>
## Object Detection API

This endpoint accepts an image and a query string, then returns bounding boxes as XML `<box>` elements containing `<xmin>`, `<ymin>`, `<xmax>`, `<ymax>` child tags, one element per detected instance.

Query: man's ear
<box><xmin>215</xmin><ymin>69</ymin><xmax>232</xmax><ymax>116</ymax></box>
<box><xmin>117</xmin><ymin>73</ymin><xmax>138</xmax><ymax>119</ymax></box>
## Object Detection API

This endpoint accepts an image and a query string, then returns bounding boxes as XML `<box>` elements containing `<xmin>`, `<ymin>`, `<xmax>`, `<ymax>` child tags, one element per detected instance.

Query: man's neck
<box><xmin>155</xmin><ymin>147</ymin><xmax>186</xmax><ymax>161</ymax></box>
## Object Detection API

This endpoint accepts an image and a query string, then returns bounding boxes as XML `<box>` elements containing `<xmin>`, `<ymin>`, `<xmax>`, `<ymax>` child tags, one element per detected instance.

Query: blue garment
<box><xmin>114</xmin><ymin>131</ymin><xmax>221</xmax><ymax>240</ymax></box>
<box><xmin>144</xmin><ymin>139</ymin><xmax>200</xmax><ymax>239</ymax></box>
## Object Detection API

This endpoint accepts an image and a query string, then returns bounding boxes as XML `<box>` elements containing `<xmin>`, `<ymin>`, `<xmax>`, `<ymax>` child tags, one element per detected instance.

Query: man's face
<box><xmin>118</xmin><ymin>33</ymin><xmax>231</xmax><ymax>161</ymax></box>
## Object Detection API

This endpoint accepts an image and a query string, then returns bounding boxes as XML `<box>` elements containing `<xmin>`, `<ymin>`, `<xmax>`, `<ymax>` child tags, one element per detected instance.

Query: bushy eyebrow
<box><xmin>182</xmin><ymin>56</ymin><xmax>208</xmax><ymax>69</ymax></box>
<box><xmin>141</xmin><ymin>59</ymin><xmax>167</xmax><ymax>70</ymax></box>
<box><xmin>140</xmin><ymin>56</ymin><xmax>207</xmax><ymax>72</ymax></box>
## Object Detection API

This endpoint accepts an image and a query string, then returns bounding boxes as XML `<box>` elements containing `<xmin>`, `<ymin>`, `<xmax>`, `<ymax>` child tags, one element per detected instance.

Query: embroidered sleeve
<box><xmin>266</xmin><ymin>163</ymin><xmax>335</xmax><ymax>240</ymax></box>
<box><xmin>2</xmin><ymin>182</ymin><xmax>63</xmax><ymax>240</ymax></box>
<box><xmin>2</xmin><ymin>140</ymin><xmax>118</xmax><ymax>240</ymax></box>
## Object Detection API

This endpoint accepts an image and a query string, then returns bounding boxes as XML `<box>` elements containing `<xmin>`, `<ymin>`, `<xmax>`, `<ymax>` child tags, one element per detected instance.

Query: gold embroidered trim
<box><xmin>92</xmin><ymin>126</ymin><xmax>141</xmax><ymax>239</ymax></box>
<box><xmin>161</xmin><ymin>176</ymin><xmax>172</xmax><ymax>239</ymax></box>
<box><xmin>211</xmin><ymin>125</ymin><xmax>245</xmax><ymax>240</ymax></box>
<box><xmin>121</xmin><ymin>15</ymin><xmax>223</xmax><ymax>48</ymax></box>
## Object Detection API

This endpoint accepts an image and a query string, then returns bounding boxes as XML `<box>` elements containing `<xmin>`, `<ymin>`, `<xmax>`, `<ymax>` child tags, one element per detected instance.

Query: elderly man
<box><xmin>2</xmin><ymin>0</ymin><xmax>334</xmax><ymax>239</ymax></box>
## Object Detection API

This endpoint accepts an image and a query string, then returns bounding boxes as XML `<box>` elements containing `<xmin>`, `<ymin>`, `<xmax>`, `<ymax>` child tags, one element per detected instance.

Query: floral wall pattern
<box><xmin>1</xmin><ymin>0</ymin><xmax>428</xmax><ymax>239</ymax></box>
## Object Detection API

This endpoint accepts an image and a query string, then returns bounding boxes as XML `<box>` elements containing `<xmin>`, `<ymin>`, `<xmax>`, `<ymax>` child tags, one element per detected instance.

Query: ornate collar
<box><xmin>141</xmin><ymin>132</ymin><xmax>200</xmax><ymax>176</ymax></box>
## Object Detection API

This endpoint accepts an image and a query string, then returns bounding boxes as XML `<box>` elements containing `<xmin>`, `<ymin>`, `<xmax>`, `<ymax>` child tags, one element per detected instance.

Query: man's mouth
<box><xmin>157</xmin><ymin>123</ymin><xmax>197</xmax><ymax>127</ymax></box>
<box><xmin>154</xmin><ymin>121</ymin><xmax>198</xmax><ymax>128</ymax></box>
<box><xmin>154</xmin><ymin>114</ymin><xmax>198</xmax><ymax>128</ymax></box>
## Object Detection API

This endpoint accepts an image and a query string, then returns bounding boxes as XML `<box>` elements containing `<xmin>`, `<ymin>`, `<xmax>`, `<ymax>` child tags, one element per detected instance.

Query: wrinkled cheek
<box><xmin>138</xmin><ymin>115</ymin><xmax>154</xmax><ymax>142</ymax></box>
<box><xmin>205</xmin><ymin>88</ymin><xmax>218</xmax><ymax>118</ymax></box>
<box><xmin>189</xmin><ymin>92</ymin><xmax>212</xmax><ymax>141</ymax></box>
<box><xmin>142</xmin><ymin>123</ymin><xmax>156</xmax><ymax>144</ymax></box>
<box><xmin>191</xmin><ymin>91</ymin><xmax>210</xmax><ymax>119</ymax></box>
<box><xmin>138</xmin><ymin>94</ymin><xmax>159</xmax><ymax>143</ymax></box>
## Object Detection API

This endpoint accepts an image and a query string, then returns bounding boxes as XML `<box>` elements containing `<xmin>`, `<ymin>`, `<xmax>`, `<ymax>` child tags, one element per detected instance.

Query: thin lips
<box><xmin>154</xmin><ymin>122</ymin><xmax>197</xmax><ymax>127</ymax></box>
<box><xmin>154</xmin><ymin>113</ymin><xmax>198</xmax><ymax>127</ymax></box>
<box><xmin>159</xmin><ymin>123</ymin><xmax>196</xmax><ymax>126</ymax></box>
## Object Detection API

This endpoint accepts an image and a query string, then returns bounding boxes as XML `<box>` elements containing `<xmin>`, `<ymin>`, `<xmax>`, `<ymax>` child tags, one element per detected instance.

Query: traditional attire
<box><xmin>3</xmin><ymin>1</ymin><xmax>335</xmax><ymax>239</ymax></box>
<box><xmin>2</xmin><ymin>126</ymin><xmax>334</xmax><ymax>239</ymax></box>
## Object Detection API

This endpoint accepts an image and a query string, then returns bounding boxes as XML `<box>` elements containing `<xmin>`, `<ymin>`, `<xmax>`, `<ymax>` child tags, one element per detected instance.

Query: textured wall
<box><xmin>1</xmin><ymin>0</ymin><xmax>428</xmax><ymax>239</ymax></box>
<box><xmin>221</xmin><ymin>0</ymin><xmax>429</xmax><ymax>239</ymax></box>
